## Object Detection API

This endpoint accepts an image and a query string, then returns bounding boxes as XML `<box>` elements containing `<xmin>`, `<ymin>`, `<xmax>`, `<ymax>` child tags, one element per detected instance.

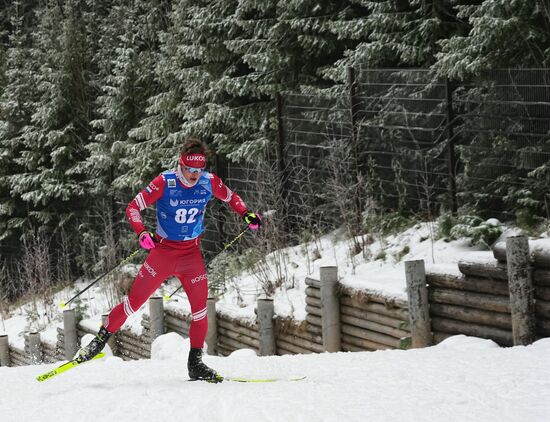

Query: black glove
<box><xmin>243</xmin><ymin>211</ymin><xmax>262</xmax><ymax>230</ymax></box>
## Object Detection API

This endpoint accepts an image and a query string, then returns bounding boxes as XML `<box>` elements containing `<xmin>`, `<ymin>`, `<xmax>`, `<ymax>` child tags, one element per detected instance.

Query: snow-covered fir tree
<box><xmin>435</xmin><ymin>0</ymin><xmax>550</xmax><ymax>79</ymax></box>
<box><xmin>10</xmin><ymin>0</ymin><xmax>94</xmax><ymax>232</ymax></box>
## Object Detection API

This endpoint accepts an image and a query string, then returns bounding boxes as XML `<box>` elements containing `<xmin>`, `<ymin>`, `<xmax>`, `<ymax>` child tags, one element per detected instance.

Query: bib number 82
<box><xmin>175</xmin><ymin>208</ymin><xmax>199</xmax><ymax>224</ymax></box>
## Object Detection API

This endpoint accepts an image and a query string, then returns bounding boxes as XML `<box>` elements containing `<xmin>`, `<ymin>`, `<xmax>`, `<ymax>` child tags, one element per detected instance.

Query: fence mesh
<box><xmin>201</xmin><ymin>68</ymin><xmax>550</xmax><ymax>259</ymax></box>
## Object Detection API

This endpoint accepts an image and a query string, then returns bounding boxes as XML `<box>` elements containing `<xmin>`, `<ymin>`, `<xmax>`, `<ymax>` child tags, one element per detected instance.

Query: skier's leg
<box><xmin>104</xmin><ymin>247</ymin><xmax>171</xmax><ymax>333</ymax></box>
<box><xmin>176</xmin><ymin>247</ymin><xmax>221</xmax><ymax>382</ymax></box>
<box><xmin>77</xmin><ymin>247</ymin><xmax>171</xmax><ymax>361</ymax></box>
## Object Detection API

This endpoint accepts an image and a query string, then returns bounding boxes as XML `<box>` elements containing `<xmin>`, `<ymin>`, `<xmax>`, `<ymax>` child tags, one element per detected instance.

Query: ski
<box><xmin>36</xmin><ymin>352</ymin><xmax>106</xmax><ymax>382</ymax></box>
<box><xmin>224</xmin><ymin>375</ymin><xmax>306</xmax><ymax>383</ymax></box>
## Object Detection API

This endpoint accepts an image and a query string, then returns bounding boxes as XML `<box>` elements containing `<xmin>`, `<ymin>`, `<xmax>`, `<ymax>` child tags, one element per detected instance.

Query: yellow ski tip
<box><xmin>59</xmin><ymin>302</ymin><xmax>67</xmax><ymax>309</ymax></box>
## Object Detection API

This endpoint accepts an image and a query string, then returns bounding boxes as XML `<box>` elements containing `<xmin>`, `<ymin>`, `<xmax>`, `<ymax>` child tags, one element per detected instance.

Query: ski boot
<box><xmin>188</xmin><ymin>348</ymin><xmax>223</xmax><ymax>383</ymax></box>
<box><xmin>76</xmin><ymin>326</ymin><xmax>111</xmax><ymax>363</ymax></box>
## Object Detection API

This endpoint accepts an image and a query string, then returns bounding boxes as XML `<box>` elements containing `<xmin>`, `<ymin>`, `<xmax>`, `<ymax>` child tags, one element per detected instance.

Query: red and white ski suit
<box><xmin>103</xmin><ymin>170</ymin><xmax>247</xmax><ymax>349</ymax></box>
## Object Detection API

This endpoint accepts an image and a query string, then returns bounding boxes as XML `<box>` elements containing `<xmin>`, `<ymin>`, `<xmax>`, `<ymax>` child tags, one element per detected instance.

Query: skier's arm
<box><xmin>209</xmin><ymin>173</ymin><xmax>248</xmax><ymax>216</ymax></box>
<box><xmin>125</xmin><ymin>175</ymin><xmax>166</xmax><ymax>235</ymax></box>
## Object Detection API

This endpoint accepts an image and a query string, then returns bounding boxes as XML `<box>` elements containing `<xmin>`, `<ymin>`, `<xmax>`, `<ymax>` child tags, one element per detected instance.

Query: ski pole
<box><xmin>60</xmin><ymin>248</ymin><xmax>141</xmax><ymax>308</ymax></box>
<box><xmin>163</xmin><ymin>226</ymin><xmax>250</xmax><ymax>301</ymax></box>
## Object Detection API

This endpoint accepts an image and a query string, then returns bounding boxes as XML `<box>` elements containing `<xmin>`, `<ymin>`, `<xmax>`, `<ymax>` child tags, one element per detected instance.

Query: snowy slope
<box><xmin>1</xmin><ymin>334</ymin><xmax>549</xmax><ymax>422</ymax></box>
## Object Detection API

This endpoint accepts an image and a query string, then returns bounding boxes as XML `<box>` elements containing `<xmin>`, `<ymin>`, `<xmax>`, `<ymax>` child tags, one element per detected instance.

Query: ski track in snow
<box><xmin>1</xmin><ymin>336</ymin><xmax>549</xmax><ymax>422</ymax></box>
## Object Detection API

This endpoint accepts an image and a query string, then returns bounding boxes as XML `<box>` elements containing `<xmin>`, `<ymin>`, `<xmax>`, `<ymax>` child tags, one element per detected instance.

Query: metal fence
<box><xmin>201</xmin><ymin>68</ymin><xmax>550</xmax><ymax>258</ymax></box>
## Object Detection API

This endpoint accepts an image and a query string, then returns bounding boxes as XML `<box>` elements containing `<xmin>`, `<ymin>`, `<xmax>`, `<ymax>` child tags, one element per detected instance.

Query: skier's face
<box><xmin>182</xmin><ymin>166</ymin><xmax>203</xmax><ymax>186</ymax></box>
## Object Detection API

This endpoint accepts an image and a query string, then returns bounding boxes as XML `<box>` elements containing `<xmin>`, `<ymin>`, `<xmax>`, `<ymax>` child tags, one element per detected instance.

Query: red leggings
<box><xmin>104</xmin><ymin>240</ymin><xmax>209</xmax><ymax>349</ymax></box>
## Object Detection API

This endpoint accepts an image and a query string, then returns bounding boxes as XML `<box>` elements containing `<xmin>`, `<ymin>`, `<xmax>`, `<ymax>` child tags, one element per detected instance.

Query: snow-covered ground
<box><xmin>1</xmin><ymin>334</ymin><xmax>549</xmax><ymax>422</ymax></box>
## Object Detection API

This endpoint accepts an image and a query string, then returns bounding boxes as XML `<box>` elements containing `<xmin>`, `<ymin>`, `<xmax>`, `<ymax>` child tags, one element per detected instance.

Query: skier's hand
<box><xmin>243</xmin><ymin>212</ymin><xmax>262</xmax><ymax>230</ymax></box>
<box><xmin>138</xmin><ymin>230</ymin><xmax>156</xmax><ymax>250</ymax></box>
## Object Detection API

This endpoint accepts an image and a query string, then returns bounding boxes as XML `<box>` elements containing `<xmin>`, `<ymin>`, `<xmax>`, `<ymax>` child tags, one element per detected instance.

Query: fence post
<box><xmin>506</xmin><ymin>236</ymin><xmax>536</xmax><ymax>345</ymax></box>
<box><xmin>0</xmin><ymin>335</ymin><xmax>9</xmax><ymax>367</ymax></box>
<box><xmin>149</xmin><ymin>296</ymin><xmax>164</xmax><ymax>342</ymax></box>
<box><xmin>63</xmin><ymin>309</ymin><xmax>78</xmax><ymax>360</ymax></box>
<box><xmin>276</xmin><ymin>92</ymin><xmax>290</xmax><ymax>236</ymax></box>
<box><xmin>405</xmin><ymin>260</ymin><xmax>432</xmax><ymax>348</ymax></box>
<box><xmin>445</xmin><ymin>77</ymin><xmax>457</xmax><ymax>214</ymax></box>
<box><xmin>205</xmin><ymin>298</ymin><xmax>218</xmax><ymax>355</ymax></box>
<box><xmin>257</xmin><ymin>298</ymin><xmax>276</xmax><ymax>356</ymax></box>
<box><xmin>28</xmin><ymin>332</ymin><xmax>42</xmax><ymax>364</ymax></box>
<box><xmin>320</xmin><ymin>266</ymin><xmax>341</xmax><ymax>352</ymax></box>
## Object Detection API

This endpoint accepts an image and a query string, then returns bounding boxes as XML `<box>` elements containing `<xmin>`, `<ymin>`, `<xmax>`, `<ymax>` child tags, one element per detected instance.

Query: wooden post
<box><xmin>405</xmin><ymin>260</ymin><xmax>432</xmax><ymax>348</ymax></box>
<box><xmin>257</xmin><ymin>298</ymin><xmax>276</xmax><ymax>356</ymax></box>
<box><xmin>506</xmin><ymin>236</ymin><xmax>536</xmax><ymax>345</ymax></box>
<box><xmin>63</xmin><ymin>309</ymin><xmax>78</xmax><ymax>360</ymax></box>
<box><xmin>205</xmin><ymin>298</ymin><xmax>218</xmax><ymax>355</ymax></box>
<box><xmin>0</xmin><ymin>334</ymin><xmax>9</xmax><ymax>367</ymax></box>
<box><xmin>320</xmin><ymin>266</ymin><xmax>341</xmax><ymax>352</ymax></box>
<box><xmin>28</xmin><ymin>332</ymin><xmax>42</xmax><ymax>364</ymax></box>
<box><xmin>149</xmin><ymin>296</ymin><xmax>164</xmax><ymax>342</ymax></box>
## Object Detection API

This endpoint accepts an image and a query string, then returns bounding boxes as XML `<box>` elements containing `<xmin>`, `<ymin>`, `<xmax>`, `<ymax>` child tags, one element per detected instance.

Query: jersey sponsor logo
<box><xmin>167</xmin><ymin>179</ymin><xmax>176</xmax><ymax>188</ymax></box>
<box><xmin>186</xmin><ymin>154</ymin><xmax>205</xmax><ymax>163</ymax></box>
<box><xmin>143</xmin><ymin>262</ymin><xmax>157</xmax><ymax>278</ymax></box>
<box><xmin>170</xmin><ymin>199</ymin><xmax>179</xmax><ymax>207</ymax></box>
<box><xmin>147</xmin><ymin>182</ymin><xmax>159</xmax><ymax>192</ymax></box>
<box><xmin>160</xmin><ymin>212</ymin><xmax>167</xmax><ymax>219</ymax></box>
<box><xmin>178</xmin><ymin>198</ymin><xmax>207</xmax><ymax>206</ymax></box>
<box><xmin>191</xmin><ymin>273</ymin><xmax>208</xmax><ymax>284</ymax></box>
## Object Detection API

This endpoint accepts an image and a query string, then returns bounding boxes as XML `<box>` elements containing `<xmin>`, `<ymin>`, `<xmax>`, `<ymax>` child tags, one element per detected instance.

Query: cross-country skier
<box><xmin>76</xmin><ymin>138</ymin><xmax>262</xmax><ymax>382</ymax></box>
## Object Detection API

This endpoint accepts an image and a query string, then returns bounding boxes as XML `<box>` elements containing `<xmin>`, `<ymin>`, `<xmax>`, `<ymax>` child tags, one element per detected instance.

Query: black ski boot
<box><xmin>188</xmin><ymin>348</ymin><xmax>223</xmax><ymax>383</ymax></box>
<box><xmin>76</xmin><ymin>326</ymin><xmax>111</xmax><ymax>363</ymax></box>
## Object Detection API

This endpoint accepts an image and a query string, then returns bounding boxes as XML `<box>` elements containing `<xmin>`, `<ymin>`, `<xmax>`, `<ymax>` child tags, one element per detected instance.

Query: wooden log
<box><xmin>431</xmin><ymin>317</ymin><xmax>513</xmax><ymax>346</ymax></box>
<box><xmin>277</xmin><ymin>334</ymin><xmax>324</xmax><ymax>353</ymax></box>
<box><xmin>429</xmin><ymin>287</ymin><xmax>511</xmax><ymax>313</ymax></box>
<box><xmin>217</xmin><ymin>344</ymin><xmax>233</xmax><ymax>356</ymax></box>
<box><xmin>535</xmin><ymin>300</ymin><xmax>550</xmax><ymax>319</ymax></box>
<box><xmin>532</xmin><ymin>243</ymin><xmax>550</xmax><ymax>268</ymax></box>
<box><xmin>218</xmin><ymin>316</ymin><xmax>257</xmax><ymax>332</ymax></box>
<box><xmin>341</xmin><ymin>314</ymin><xmax>409</xmax><ymax>339</ymax></box>
<box><xmin>341</xmin><ymin>288</ymin><xmax>408</xmax><ymax>308</ymax></box>
<box><xmin>305</xmin><ymin>296</ymin><xmax>321</xmax><ymax>308</ymax></box>
<box><xmin>341</xmin><ymin>342</ymin><xmax>368</xmax><ymax>352</ymax></box>
<box><xmin>115</xmin><ymin>335</ymin><xmax>151</xmax><ymax>352</ymax></box>
<box><xmin>340</xmin><ymin>305</ymin><xmax>409</xmax><ymax>330</ymax></box>
<box><xmin>340</xmin><ymin>297</ymin><xmax>409</xmax><ymax>320</ymax></box>
<box><xmin>535</xmin><ymin>286</ymin><xmax>550</xmax><ymax>301</ymax></box>
<box><xmin>276</xmin><ymin>338</ymin><xmax>314</xmax><ymax>355</ymax></box>
<box><xmin>305</xmin><ymin>277</ymin><xmax>320</xmax><ymax>289</ymax></box>
<box><xmin>278</xmin><ymin>328</ymin><xmax>323</xmax><ymax>345</ymax></box>
<box><xmin>305</xmin><ymin>304</ymin><xmax>322</xmax><ymax>317</ymax></box>
<box><xmin>457</xmin><ymin>260</ymin><xmax>508</xmax><ymax>280</ymax></box>
<box><xmin>341</xmin><ymin>334</ymin><xmax>392</xmax><ymax>351</ymax></box>
<box><xmin>218</xmin><ymin>327</ymin><xmax>259</xmax><ymax>349</ymax></box>
<box><xmin>305</xmin><ymin>286</ymin><xmax>320</xmax><ymax>299</ymax></box>
<box><xmin>534</xmin><ymin>269</ymin><xmax>550</xmax><ymax>287</ymax></box>
<box><xmin>218</xmin><ymin>320</ymin><xmax>258</xmax><ymax>339</ymax></box>
<box><xmin>537</xmin><ymin>319</ymin><xmax>550</xmax><ymax>336</ymax></box>
<box><xmin>426</xmin><ymin>273</ymin><xmax>509</xmax><ymax>296</ymax></box>
<box><xmin>149</xmin><ymin>296</ymin><xmax>164</xmax><ymax>341</ymax></box>
<box><xmin>341</xmin><ymin>324</ymin><xmax>403</xmax><ymax>348</ymax></box>
<box><xmin>432</xmin><ymin>332</ymin><xmax>453</xmax><ymax>344</ymax></box>
<box><xmin>63</xmin><ymin>309</ymin><xmax>78</xmax><ymax>361</ymax></box>
<box><xmin>218</xmin><ymin>336</ymin><xmax>257</xmax><ymax>352</ymax></box>
<box><xmin>429</xmin><ymin>303</ymin><xmax>512</xmax><ymax>330</ymax></box>
<box><xmin>306</xmin><ymin>314</ymin><xmax>322</xmax><ymax>327</ymax></box>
